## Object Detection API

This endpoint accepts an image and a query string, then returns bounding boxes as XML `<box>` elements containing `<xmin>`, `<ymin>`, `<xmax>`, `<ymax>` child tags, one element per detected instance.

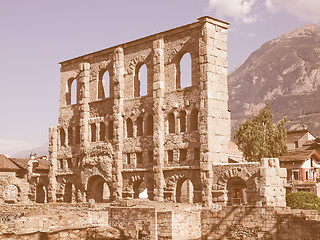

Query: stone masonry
<box><xmin>48</xmin><ymin>16</ymin><xmax>231</xmax><ymax>206</ymax></box>
<box><xmin>48</xmin><ymin>16</ymin><xmax>287</xmax><ymax>208</ymax></box>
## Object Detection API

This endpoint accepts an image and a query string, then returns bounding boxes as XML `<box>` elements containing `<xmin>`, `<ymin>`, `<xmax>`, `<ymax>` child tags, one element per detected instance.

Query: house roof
<box><xmin>300</xmin><ymin>138</ymin><xmax>320</xmax><ymax>150</ymax></box>
<box><xmin>0</xmin><ymin>154</ymin><xmax>20</xmax><ymax>171</ymax></box>
<box><xmin>9</xmin><ymin>158</ymin><xmax>28</xmax><ymax>169</ymax></box>
<box><xmin>9</xmin><ymin>156</ymin><xmax>49</xmax><ymax>171</ymax></box>
<box><xmin>279</xmin><ymin>150</ymin><xmax>320</xmax><ymax>162</ymax></box>
<box><xmin>287</xmin><ymin>127</ymin><xmax>317</xmax><ymax>139</ymax></box>
<box><xmin>36</xmin><ymin>158</ymin><xmax>49</xmax><ymax>170</ymax></box>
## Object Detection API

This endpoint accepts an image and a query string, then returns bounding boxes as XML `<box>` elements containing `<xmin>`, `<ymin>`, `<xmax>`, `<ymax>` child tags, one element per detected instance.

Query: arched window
<box><xmin>107</xmin><ymin>120</ymin><xmax>114</xmax><ymax>140</ymax></box>
<box><xmin>68</xmin><ymin>127</ymin><xmax>73</xmax><ymax>146</ymax></box>
<box><xmin>70</xmin><ymin>79</ymin><xmax>77</xmax><ymax>105</ymax></box>
<box><xmin>126</xmin><ymin>118</ymin><xmax>133</xmax><ymax>138</ymax></box>
<box><xmin>60</xmin><ymin>128</ymin><xmax>66</xmax><ymax>147</ymax></box>
<box><xmin>99</xmin><ymin>122</ymin><xmax>105</xmax><ymax>141</ymax></box>
<box><xmin>135</xmin><ymin>64</ymin><xmax>148</xmax><ymax>97</ymax></box>
<box><xmin>133</xmin><ymin>180</ymin><xmax>148</xmax><ymax>199</ymax></box>
<box><xmin>179</xmin><ymin>110</ymin><xmax>186</xmax><ymax>133</ymax></box>
<box><xmin>145</xmin><ymin>115</ymin><xmax>153</xmax><ymax>136</ymax></box>
<box><xmin>91</xmin><ymin>123</ymin><xmax>96</xmax><ymax>142</ymax></box>
<box><xmin>190</xmin><ymin>108</ymin><xmax>199</xmax><ymax>131</ymax></box>
<box><xmin>168</xmin><ymin>113</ymin><xmax>175</xmax><ymax>134</ymax></box>
<box><xmin>101</xmin><ymin>70</ymin><xmax>110</xmax><ymax>99</ymax></box>
<box><xmin>177</xmin><ymin>53</ymin><xmax>192</xmax><ymax>89</ymax></box>
<box><xmin>136</xmin><ymin>116</ymin><xmax>144</xmax><ymax>136</ymax></box>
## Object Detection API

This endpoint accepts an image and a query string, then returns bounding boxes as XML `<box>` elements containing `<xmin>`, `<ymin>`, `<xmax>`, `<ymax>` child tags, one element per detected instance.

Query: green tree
<box><xmin>235</xmin><ymin>104</ymin><xmax>287</xmax><ymax>162</ymax></box>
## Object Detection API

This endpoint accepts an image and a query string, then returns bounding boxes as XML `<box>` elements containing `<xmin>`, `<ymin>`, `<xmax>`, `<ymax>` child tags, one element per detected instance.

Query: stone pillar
<box><xmin>112</xmin><ymin>46</ymin><xmax>125</xmax><ymax>200</ymax></box>
<box><xmin>258</xmin><ymin>158</ymin><xmax>287</xmax><ymax>207</ymax></box>
<box><xmin>198</xmin><ymin>16</ymin><xmax>230</xmax><ymax>206</ymax></box>
<box><xmin>78</xmin><ymin>62</ymin><xmax>91</xmax><ymax>149</ymax></box>
<box><xmin>48</xmin><ymin>126</ymin><xmax>58</xmax><ymax>202</ymax></box>
<box><xmin>152</xmin><ymin>38</ymin><xmax>166</xmax><ymax>201</ymax></box>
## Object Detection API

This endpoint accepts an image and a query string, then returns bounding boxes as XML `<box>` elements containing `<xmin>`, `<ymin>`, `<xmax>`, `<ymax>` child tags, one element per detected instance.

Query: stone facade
<box><xmin>48</xmin><ymin>16</ymin><xmax>288</xmax><ymax>209</ymax></box>
<box><xmin>48</xmin><ymin>16</ymin><xmax>231</xmax><ymax>206</ymax></box>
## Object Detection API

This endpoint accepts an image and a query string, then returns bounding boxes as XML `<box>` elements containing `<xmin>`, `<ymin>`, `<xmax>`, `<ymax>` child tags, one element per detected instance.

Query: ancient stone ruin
<box><xmin>4</xmin><ymin>16</ymin><xmax>320</xmax><ymax>240</ymax></box>
<box><xmin>47</xmin><ymin>16</ymin><xmax>286</xmax><ymax>208</ymax></box>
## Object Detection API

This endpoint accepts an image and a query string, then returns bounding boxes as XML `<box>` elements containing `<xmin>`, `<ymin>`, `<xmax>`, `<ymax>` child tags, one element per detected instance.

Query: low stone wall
<box><xmin>201</xmin><ymin>206</ymin><xmax>320</xmax><ymax>240</ymax></box>
<box><xmin>1</xmin><ymin>226</ymin><xmax>121</xmax><ymax>240</ymax></box>
<box><xmin>108</xmin><ymin>202</ymin><xmax>202</xmax><ymax>239</ymax></box>
<box><xmin>2</xmin><ymin>202</ymin><xmax>320</xmax><ymax>239</ymax></box>
<box><xmin>0</xmin><ymin>203</ymin><xmax>114</xmax><ymax>239</ymax></box>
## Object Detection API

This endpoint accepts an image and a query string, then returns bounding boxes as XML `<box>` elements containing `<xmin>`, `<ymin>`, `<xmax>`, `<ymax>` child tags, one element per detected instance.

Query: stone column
<box><xmin>78</xmin><ymin>62</ymin><xmax>91</xmax><ymax>149</ymax></box>
<box><xmin>48</xmin><ymin>126</ymin><xmax>58</xmax><ymax>202</ymax></box>
<box><xmin>152</xmin><ymin>38</ymin><xmax>166</xmax><ymax>201</ymax></box>
<box><xmin>258</xmin><ymin>158</ymin><xmax>287</xmax><ymax>207</ymax></box>
<box><xmin>112</xmin><ymin>46</ymin><xmax>125</xmax><ymax>200</ymax></box>
<box><xmin>198</xmin><ymin>16</ymin><xmax>230</xmax><ymax>206</ymax></box>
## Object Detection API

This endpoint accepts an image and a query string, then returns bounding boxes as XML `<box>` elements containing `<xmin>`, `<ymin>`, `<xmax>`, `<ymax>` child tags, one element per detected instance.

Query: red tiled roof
<box><xmin>0</xmin><ymin>154</ymin><xmax>20</xmax><ymax>171</ymax></box>
<box><xmin>279</xmin><ymin>150</ymin><xmax>320</xmax><ymax>162</ymax></box>
<box><xmin>37</xmin><ymin>158</ymin><xmax>49</xmax><ymax>170</ymax></box>
<box><xmin>9</xmin><ymin>158</ymin><xmax>28</xmax><ymax>169</ymax></box>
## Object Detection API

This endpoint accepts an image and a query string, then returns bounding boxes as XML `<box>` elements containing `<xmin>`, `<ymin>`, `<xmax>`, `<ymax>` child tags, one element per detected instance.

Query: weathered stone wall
<box><xmin>1</xmin><ymin>226</ymin><xmax>120</xmax><ymax>240</ymax></box>
<box><xmin>2</xmin><ymin>203</ymin><xmax>320</xmax><ymax>240</ymax></box>
<box><xmin>211</xmin><ymin>158</ymin><xmax>287</xmax><ymax>207</ymax></box>
<box><xmin>49</xmin><ymin>16</ymin><xmax>231</xmax><ymax>206</ymax></box>
<box><xmin>0</xmin><ymin>175</ymin><xmax>29</xmax><ymax>204</ymax></box>
<box><xmin>108</xmin><ymin>206</ymin><xmax>157</xmax><ymax>239</ymax></box>
<box><xmin>171</xmin><ymin>206</ymin><xmax>201</xmax><ymax>239</ymax></box>
<box><xmin>201</xmin><ymin>206</ymin><xmax>320</xmax><ymax>240</ymax></box>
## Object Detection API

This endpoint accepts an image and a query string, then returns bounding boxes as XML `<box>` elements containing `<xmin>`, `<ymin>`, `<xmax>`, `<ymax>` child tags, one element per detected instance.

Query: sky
<box><xmin>1</xmin><ymin>0</ymin><xmax>320</xmax><ymax>156</ymax></box>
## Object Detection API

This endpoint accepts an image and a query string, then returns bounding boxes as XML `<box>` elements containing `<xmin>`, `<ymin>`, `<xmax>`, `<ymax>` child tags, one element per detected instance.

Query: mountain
<box><xmin>11</xmin><ymin>142</ymin><xmax>48</xmax><ymax>158</ymax></box>
<box><xmin>228</xmin><ymin>24</ymin><xmax>320</xmax><ymax>136</ymax></box>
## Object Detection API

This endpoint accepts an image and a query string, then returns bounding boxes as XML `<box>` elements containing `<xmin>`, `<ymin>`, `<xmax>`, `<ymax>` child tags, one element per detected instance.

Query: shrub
<box><xmin>286</xmin><ymin>191</ymin><xmax>320</xmax><ymax>212</ymax></box>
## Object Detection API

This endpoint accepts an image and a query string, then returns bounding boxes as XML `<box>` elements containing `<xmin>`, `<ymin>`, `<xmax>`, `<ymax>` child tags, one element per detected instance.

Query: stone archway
<box><xmin>133</xmin><ymin>179</ymin><xmax>144</xmax><ymax>199</ymax></box>
<box><xmin>130</xmin><ymin>176</ymin><xmax>152</xmax><ymax>200</ymax></box>
<box><xmin>87</xmin><ymin>175</ymin><xmax>111</xmax><ymax>203</ymax></box>
<box><xmin>176</xmin><ymin>178</ymin><xmax>194</xmax><ymax>204</ymax></box>
<box><xmin>227</xmin><ymin>177</ymin><xmax>247</xmax><ymax>206</ymax></box>
<box><xmin>214</xmin><ymin>166</ymin><xmax>257</xmax><ymax>206</ymax></box>
<box><xmin>36</xmin><ymin>184</ymin><xmax>46</xmax><ymax>203</ymax></box>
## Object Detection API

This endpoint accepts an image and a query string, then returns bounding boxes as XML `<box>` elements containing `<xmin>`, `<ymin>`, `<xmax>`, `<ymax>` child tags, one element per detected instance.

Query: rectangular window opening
<box><xmin>137</xmin><ymin>152</ymin><xmax>143</xmax><ymax>165</ymax></box>
<box><xmin>167</xmin><ymin>150</ymin><xmax>174</xmax><ymax>163</ymax></box>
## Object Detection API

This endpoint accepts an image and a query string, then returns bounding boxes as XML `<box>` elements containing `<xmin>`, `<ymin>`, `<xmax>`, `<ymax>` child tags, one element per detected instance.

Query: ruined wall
<box><xmin>211</xmin><ymin>158</ymin><xmax>286</xmax><ymax>207</ymax></box>
<box><xmin>201</xmin><ymin>206</ymin><xmax>320</xmax><ymax>240</ymax></box>
<box><xmin>0</xmin><ymin>175</ymin><xmax>29</xmax><ymax>204</ymax></box>
<box><xmin>49</xmin><ymin>16</ymin><xmax>231</xmax><ymax>206</ymax></box>
<box><xmin>2</xmin><ymin>203</ymin><xmax>320</xmax><ymax>240</ymax></box>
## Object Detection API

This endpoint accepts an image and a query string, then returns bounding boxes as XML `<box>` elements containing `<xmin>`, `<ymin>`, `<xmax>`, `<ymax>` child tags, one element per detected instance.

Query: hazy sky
<box><xmin>1</xmin><ymin>0</ymin><xmax>319</xmax><ymax>156</ymax></box>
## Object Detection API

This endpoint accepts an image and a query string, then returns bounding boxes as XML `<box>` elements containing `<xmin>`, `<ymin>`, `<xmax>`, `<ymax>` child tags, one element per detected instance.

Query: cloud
<box><xmin>208</xmin><ymin>0</ymin><xmax>257</xmax><ymax>23</ymax></box>
<box><xmin>248</xmin><ymin>33</ymin><xmax>255</xmax><ymax>37</ymax></box>
<box><xmin>265</xmin><ymin>0</ymin><xmax>320</xmax><ymax>22</ymax></box>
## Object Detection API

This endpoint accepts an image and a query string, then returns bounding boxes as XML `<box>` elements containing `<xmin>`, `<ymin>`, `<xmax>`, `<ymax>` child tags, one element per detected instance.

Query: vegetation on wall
<box><xmin>235</xmin><ymin>104</ymin><xmax>287</xmax><ymax>162</ymax></box>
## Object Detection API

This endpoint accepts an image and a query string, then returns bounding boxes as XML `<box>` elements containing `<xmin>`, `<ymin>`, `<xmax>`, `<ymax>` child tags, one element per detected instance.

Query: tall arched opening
<box><xmin>36</xmin><ymin>184</ymin><xmax>47</xmax><ymax>203</ymax></box>
<box><xmin>176</xmin><ymin>178</ymin><xmax>194</xmax><ymax>204</ymax></box>
<box><xmin>87</xmin><ymin>175</ymin><xmax>111</xmax><ymax>203</ymax></box>
<box><xmin>63</xmin><ymin>182</ymin><xmax>73</xmax><ymax>203</ymax></box>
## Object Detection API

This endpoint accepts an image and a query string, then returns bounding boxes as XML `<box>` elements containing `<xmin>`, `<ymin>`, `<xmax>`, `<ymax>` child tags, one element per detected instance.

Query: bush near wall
<box><xmin>286</xmin><ymin>191</ymin><xmax>320</xmax><ymax>212</ymax></box>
